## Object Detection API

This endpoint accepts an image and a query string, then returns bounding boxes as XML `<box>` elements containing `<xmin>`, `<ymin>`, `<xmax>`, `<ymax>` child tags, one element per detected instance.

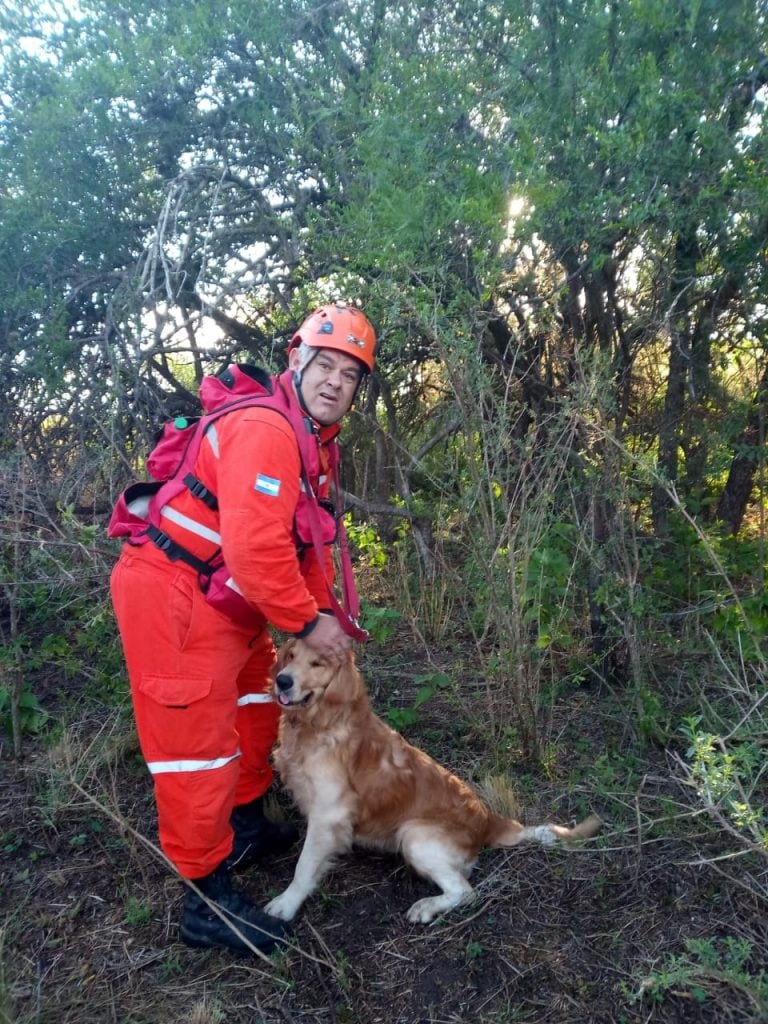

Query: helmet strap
<box><xmin>289</xmin><ymin>343</ymin><xmax>319</xmax><ymax>418</ymax></box>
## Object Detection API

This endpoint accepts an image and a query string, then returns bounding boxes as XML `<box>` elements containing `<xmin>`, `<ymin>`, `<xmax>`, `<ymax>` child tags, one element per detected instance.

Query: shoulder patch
<box><xmin>255</xmin><ymin>473</ymin><xmax>281</xmax><ymax>497</ymax></box>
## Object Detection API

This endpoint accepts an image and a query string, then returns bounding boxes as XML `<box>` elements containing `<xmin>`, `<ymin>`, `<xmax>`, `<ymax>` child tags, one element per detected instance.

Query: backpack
<box><xmin>108</xmin><ymin>364</ymin><xmax>367</xmax><ymax>640</ymax></box>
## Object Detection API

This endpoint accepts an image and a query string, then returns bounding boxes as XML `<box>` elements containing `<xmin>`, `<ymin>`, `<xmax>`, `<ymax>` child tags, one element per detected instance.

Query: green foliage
<box><xmin>522</xmin><ymin>523</ymin><xmax>581</xmax><ymax>650</ymax></box>
<box><xmin>639</xmin><ymin>518</ymin><xmax>768</xmax><ymax>665</ymax></box>
<box><xmin>640</xmin><ymin>515</ymin><xmax>715</xmax><ymax>612</ymax></box>
<box><xmin>360</xmin><ymin>603</ymin><xmax>401</xmax><ymax>644</ymax></box>
<box><xmin>633</xmin><ymin>685</ymin><xmax>672</xmax><ymax>747</ymax></box>
<box><xmin>346</xmin><ymin>520</ymin><xmax>388</xmax><ymax>570</ymax></box>
<box><xmin>586</xmin><ymin>750</ymin><xmax>641</xmax><ymax>796</ymax></box>
<box><xmin>0</xmin><ymin>680</ymin><xmax>48</xmax><ymax>740</ymax></box>
<box><xmin>385</xmin><ymin>671</ymin><xmax>451</xmax><ymax>731</ymax></box>
<box><xmin>1</xmin><ymin>832</ymin><xmax>23</xmax><ymax>856</ymax></box>
<box><xmin>124</xmin><ymin>896</ymin><xmax>153</xmax><ymax>927</ymax></box>
<box><xmin>465</xmin><ymin>940</ymin><xmax>485</xmax><ymax>961</ymax></box>
<box><xmin>679</xmin><ymin>715</ymin><xmax>767</xmax><ymax>845</ymax></box>
<box><xmin>158</xmin><ymin>953</ymin><xmax>184</xmax><ymax>981</ymax></box>
<box><xmin>0</xmin><ymin>495</ymin><xmax>126</xmax><ymax>757</ymax></box>
<box><xmin>712</xmin><ymin>594</ymin><xmax>768</xmax><ymax>663</ymax></box>
<box><xmin>626</xmin><ymin>936</ymin><xmax>768</xmax><ymax>1014</ymax></box>
<box><xmin>1</xmin><ymin>575</ymin><xmax>125</xmax><ymax>712</ymax></box>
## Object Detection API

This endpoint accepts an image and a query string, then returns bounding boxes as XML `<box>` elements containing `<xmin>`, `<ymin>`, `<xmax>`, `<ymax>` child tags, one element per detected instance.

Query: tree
<box><xmin>2</xmin><ymin>0</ymin><xmax>768</xmax><ymax>745</ymax></box>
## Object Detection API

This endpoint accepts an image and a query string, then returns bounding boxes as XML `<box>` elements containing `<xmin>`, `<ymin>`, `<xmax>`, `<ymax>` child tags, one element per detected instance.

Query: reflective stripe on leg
<box><xmin>147</xmin><ymin>751</ymin><xmax>241</xmax><ymax>774</ymax></box>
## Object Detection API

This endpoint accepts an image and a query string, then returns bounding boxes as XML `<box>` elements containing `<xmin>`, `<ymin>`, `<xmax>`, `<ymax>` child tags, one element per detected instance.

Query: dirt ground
<box><xmin>1</xmin><ymin>640</ymin><xmax>765</xmax><ymax>1024</ymax></box>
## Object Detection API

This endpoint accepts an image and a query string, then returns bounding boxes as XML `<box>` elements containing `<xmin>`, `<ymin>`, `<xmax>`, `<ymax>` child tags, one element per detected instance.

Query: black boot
<box><xmin>225</xmin><ymin>795</ymin><xmax>299</xmax><ymax>872</ymax></box>
<box><xmin>180</xmin><ymin>863</ymin><xmax>290</xmax><ymax>954</ymax></box>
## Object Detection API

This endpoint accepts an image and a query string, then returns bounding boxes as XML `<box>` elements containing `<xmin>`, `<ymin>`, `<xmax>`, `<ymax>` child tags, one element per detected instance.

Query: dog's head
<box><xmin>274</xmin><ymin>638</ymin><xmax>362</xmax><ymax>710</ymax></box>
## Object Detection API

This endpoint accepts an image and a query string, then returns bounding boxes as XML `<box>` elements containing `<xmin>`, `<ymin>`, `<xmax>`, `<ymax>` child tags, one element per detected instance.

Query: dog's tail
<box><xmin>487</xmin><ymin>812</ymin><xmax>602</xmax><ymax>848</ymax></box>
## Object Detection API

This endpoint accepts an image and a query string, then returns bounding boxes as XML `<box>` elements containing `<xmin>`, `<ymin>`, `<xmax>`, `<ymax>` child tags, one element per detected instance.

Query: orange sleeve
<box><xmin>212</xmin><ymin>407</ymin><xmax>320</xmax><ymax>634</ymax></box>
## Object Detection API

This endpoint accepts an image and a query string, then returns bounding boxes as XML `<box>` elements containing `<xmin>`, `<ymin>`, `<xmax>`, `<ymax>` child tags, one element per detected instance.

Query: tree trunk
<box><xmin>715</xmin><ymin>357</ymin><xmax>768</xmax><ymax>535</ymax></box>
<box><xmin>652</xmin><ymin>232</ymin><xmax>697</xmax><ymax>533</ymax></box>
<box><xmin>683</xmin><ymin>276</ymin><xmax>741</xmax><ymax>507</ymax></box>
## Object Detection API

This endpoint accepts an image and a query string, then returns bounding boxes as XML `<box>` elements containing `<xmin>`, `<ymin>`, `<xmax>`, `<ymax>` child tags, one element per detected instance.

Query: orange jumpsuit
<box><xmin>110</xmin><ymin>405</ymin><xmax>336</xmax><ymax>878</ymax></box>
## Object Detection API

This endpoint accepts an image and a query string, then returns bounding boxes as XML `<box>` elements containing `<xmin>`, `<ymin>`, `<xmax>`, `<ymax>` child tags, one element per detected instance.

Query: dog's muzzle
<box><xmin>275</xmin><ymin>671</ymin><xmax>311</xmax><ymax>708</ymax></box>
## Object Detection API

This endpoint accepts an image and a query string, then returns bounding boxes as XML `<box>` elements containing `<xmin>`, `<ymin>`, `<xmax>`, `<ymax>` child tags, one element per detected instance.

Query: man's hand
<box><xmin>303</xmin><ymin>612</ymin><xmax>353</xmax><ymax>661</ymax></box>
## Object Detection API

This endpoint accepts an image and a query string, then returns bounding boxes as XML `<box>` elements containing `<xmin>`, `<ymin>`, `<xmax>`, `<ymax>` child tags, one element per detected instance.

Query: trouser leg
<box><xmin>232</xmin><ymin>628</ymin><xmax>280</xmax><ymax>806</ymax></box>
<box><xmin>224</xmin><ymin>626</ymin><xmax>298</xmax><ymax>869</ymax></box>
<box><xmin>110</xmin><ymin>549</ymin><xmax>259</xmax><ymax>878</ymax></box>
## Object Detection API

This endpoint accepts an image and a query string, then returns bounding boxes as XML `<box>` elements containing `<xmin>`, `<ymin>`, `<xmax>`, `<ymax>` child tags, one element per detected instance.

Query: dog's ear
<box><xmin>324</xmin><ymin>651</ymin><xmax>362</xmax><ymax>705</ymax></box>
<box><xmin>276</xmin><ymin>639</ymin><xmax>295</xmax><ymax>672</ymax></box>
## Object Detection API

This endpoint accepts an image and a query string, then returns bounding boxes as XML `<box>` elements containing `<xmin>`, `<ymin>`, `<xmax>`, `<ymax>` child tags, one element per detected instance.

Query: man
<box><xmin>110</xmin><ymin>304</ymin><xmax>376</xmax><ymax>954</ymax></box>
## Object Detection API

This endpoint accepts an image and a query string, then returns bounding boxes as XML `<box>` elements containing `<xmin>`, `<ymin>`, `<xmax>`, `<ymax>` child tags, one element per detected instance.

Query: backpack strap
<box><xmin>144</xmin><ymin>524</ymin><xmax>218</xmax><ymax>577</ymax></box>
<box><xmin>327</xmin><ymin>443</ymin><xmax>363</xmax><ymax>624</ymax></box>
<box><xmin>298</xmin><ymin>455</ymin><xmax>368</xmax><ymax>643</ymax></box>
<box><xmin>182</xmin><ymin>473</ymin><xmax>218</xmax><ymax>511</ymax></box>
<box><xmin>272</xmin><ymin>372</ymin><xmax>366</xmax><ymax>640</ymax></box>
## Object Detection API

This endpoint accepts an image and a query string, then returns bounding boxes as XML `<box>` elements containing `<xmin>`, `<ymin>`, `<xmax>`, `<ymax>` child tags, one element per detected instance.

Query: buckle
<box><xmin>183</xmin><ymin>473</ymin><xmax>218</xmax><ymax>511</ymax></box>
<box><xmin>150</xmin><ymin>528</ymin><xmax>173</xmax><ymax>552</ymax></box>
<box><xmin>188</xmin><ymin>479</ymin><xmax>209</xmax><ymax>500</ymax></box>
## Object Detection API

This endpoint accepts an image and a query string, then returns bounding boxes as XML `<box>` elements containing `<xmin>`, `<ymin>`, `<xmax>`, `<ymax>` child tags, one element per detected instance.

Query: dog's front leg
<box><xmin>265</xmin><ymin>813</ymin><xmax>352</xmax><ymax>921</ymax></box>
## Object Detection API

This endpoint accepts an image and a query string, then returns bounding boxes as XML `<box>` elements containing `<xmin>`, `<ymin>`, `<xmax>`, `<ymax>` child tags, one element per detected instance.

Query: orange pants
<box><xmin>110</xmin><ymin>545</ymin><xmax>280</xmax><ymax>878</ymax></box>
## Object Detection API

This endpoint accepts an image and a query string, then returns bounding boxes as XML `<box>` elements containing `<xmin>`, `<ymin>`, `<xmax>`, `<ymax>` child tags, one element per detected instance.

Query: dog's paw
<box><xmin>405</xmin><ymin>897</ymin><xmax>443</xmax><ymax>924</ymax></box>
<box><xmin>265</xmin><ymin>889</ymin><xmax>302</xmax><ymax>921</ymax></box>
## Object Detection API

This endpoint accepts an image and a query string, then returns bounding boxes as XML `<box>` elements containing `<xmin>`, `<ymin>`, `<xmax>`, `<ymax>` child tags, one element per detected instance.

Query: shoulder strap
<box><xmin>146</xmin><ymin>387</ymin><xmax>290</xmax><ymax>522</ymax></box>
<box><xmin>299</xmin><ymin>459</ymin><xmax>368</xmax><ymax>643</ymax></box>
<box><xmin>327</xmin><ymin>443</ymin><xmax>363</xmax><ymax>625</ymax></box>
<box><xmin>273</xmin><ymin>370</ymin><xmax>367</xmax><ymax>641</ymax></box>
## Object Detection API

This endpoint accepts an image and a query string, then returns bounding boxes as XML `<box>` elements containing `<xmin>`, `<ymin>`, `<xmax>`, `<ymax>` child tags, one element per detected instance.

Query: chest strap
<box><xmin>182</xmin><ymin>473</ymin><xmax>218</xmax><ymax>511</ymax></box>
<box><xmin>144</xmin><ymin>524</ymin><xmax>218</xmax><ymax>577</ymax></box>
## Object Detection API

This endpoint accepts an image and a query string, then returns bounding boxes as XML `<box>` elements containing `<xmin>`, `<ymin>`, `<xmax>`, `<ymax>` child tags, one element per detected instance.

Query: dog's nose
<box><xmin>275</xmin><ymin>672</ymin><xmax>294</xmax><ymax>693</ymax></box>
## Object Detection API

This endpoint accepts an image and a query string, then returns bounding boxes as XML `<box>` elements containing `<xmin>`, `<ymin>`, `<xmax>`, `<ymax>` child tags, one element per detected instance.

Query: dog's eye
<box><xmin>310</xmin><ymin>660</ymin><xmax>323</xmax><ymax>668</ymax></box>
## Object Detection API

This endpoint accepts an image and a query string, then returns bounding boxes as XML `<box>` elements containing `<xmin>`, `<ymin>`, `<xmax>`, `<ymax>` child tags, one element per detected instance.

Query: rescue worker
<box><xmin>110</xmin><ymin>304</ymin><xmax>376</xmax><ymax>954</ymax></box>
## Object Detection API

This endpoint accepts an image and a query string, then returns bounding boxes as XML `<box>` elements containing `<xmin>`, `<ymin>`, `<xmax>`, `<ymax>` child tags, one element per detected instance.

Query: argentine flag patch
<box><xmin>255</xmin><ymin>473</ymin><xmax>281</xmax><ymax>497</ymax></box>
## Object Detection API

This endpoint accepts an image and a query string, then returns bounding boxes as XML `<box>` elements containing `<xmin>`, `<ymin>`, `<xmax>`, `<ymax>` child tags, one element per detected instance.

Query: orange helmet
<box><xmin>289</xmin><ymin>304</ymin><xmax>377</xmax><ymax>373</ymax></box>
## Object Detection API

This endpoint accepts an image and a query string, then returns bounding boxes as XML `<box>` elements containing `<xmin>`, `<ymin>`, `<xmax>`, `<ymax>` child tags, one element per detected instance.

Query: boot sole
<box><xmin>179</xmin><ymin>923</ymin><xmax>282</xmax><ymax>954</ymax></box>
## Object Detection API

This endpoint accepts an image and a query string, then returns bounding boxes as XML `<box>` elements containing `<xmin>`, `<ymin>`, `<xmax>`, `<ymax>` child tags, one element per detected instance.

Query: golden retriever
<box><xmin>265</xmin><ymin>639</ymin><xmax>601</xmax><ymax>924</ymax></box>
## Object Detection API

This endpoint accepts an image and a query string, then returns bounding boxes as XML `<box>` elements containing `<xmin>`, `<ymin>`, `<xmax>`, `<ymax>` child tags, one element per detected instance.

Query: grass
<box><xmin>0</xmin><ymin>670</ymin><xmax>762</xmax><ymax>1024</ymax></box>
<box><xmin>2</xmin><ymin>541</ymin><xmax>767</xmax><ymax>1023</ymax></box>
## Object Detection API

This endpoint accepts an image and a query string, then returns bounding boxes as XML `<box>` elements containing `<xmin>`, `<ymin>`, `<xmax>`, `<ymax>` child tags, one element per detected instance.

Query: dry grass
<box><xmin>1</xmin><ymin>636</ymin><xmax>766</xmax><ymax>1024</ymax></box>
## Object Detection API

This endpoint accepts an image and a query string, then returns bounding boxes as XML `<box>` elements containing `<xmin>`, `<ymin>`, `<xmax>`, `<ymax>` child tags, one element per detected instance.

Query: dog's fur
<box><xmin>265</xmin><ymin>639</ymin><xmax>601</xmax><ymax>924</ymax></box>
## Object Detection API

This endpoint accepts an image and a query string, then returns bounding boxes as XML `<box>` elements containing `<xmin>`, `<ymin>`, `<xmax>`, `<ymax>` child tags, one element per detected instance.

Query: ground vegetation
<box><xmin>1</xmin><ymin>1</ymin><xmax>767</xmax><ymax>1020</ymax></box>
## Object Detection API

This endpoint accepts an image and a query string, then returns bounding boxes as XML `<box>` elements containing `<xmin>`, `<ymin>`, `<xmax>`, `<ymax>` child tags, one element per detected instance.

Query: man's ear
<box><xmin>324</xmin><ymin>652</ymin><xmax>362</xmax><ymax>705</ymax></box>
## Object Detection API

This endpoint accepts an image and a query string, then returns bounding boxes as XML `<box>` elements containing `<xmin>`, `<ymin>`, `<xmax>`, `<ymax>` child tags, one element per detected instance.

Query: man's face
<box><xmin>290</xmin><ymin>347</ymin><xmax>363</xmax><ymax>425</ymax></box>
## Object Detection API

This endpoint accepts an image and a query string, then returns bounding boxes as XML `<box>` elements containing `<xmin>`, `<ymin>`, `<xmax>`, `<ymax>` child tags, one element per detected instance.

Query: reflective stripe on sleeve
<box><xmin>237</xmin><ymin>693</ymin><xmax>275</xmax><ymax>706</ymax></box>
<box><xmin>146</xmin><ymin>751</ymin><xmax>240</xmax><ymax>775</ymax></box>
<box><xmin>205</xmin><ymin>424</ymin><xmax>220</xmax><ymax>458</ymax></box>
<box><xmin>160</xmin><ymin>504</ymin><xmax>222</xmax><ymax>544</ymax></box>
